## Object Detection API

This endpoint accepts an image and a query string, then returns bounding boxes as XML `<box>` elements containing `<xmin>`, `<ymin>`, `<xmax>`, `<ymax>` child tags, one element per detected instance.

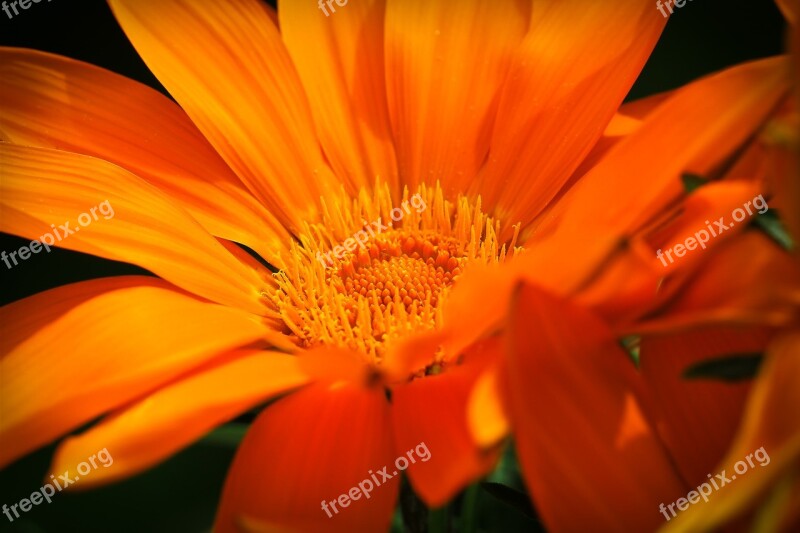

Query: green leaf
<box><xmin>683</xmin><ymin>353</ymin><xmax>763</xmax><ymax>382</ymax></box>
<box><xmin>681</xmin><ymin>173</ymin><xmax>708</xmax><ymax>193</ymax></box>
<box><xmin>753</xmin><ymin>209</ymin><xmax>794</xmax><ymax>251</ymax></box>
<box><xmin>620</xmin><ymin>336</ymin><xmax>641</xmax><ymax>367</ymax></box>
<box><xmin>200</xmin><ymin>423</ymin><xmax>249</xmax><ymax>448</ymax></box>
<box><xmin>480</xmin><ymin>482</ymin><xmax>537</xmax><ymax>520</ymax></box>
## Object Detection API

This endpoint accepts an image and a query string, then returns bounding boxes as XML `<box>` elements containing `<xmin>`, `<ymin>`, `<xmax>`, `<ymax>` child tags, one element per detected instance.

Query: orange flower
<box><xmin>0</xmin><ymin>1</ymin><xmax>797</xmax><ymax>531</ymax></box>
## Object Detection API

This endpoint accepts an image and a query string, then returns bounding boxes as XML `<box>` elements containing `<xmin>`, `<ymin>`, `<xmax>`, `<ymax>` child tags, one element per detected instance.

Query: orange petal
<box><xmin>296</xmin><ymin>344</ymin><xmax>372</xmax><ymax>384</ymax></box>
<box><xmin>504</xmin><ymin>282</ymin><xmax>685</xmax><ymax>532</ymax></box>
<box><xmin>48</xmin><ymin>350</ymin><xmax>309</xmax><ymax>487</ymax></box>
<box><xmin>578</xmin><ymin>180</ymin><xmax>764</xmax><ymax>327</ymax></box>
<box><xmin>390</xmin><ymin>342</ymin><xmax>501</xmax><ymax>507</ymax></box>
<box><xmin>763</xmin><ymin>108</ymin><xmax>800</xmax><ymax>249</ymax></box>
<box><xmin>467</xmin><ymin>356</ymin><xmax>510</xmax><ymax>449</ymax></box>
<box><xmin>384</xmin><ymin>0</ymin><xmax>530</xmax><ymax>193</ymax></box>
<box><xmin>214</xmin><ymin>383</ymin><xmax>396</xmax><ymax>533</ymax></box>
<box><xmin>440</xmin><ymin>262</ymin><xmax>524</xmax><ymax>358</ymax></box>
<box><xmin>0</xmin><ymin>143</ymin><xmax>271</xmax><ymax>315</ymax></box>
<box><xmin>776</xmin><ymin>0</ymin><xmax>797</xmax><ymax>24</ymax></box>
<box><xmin>472</xmin><ymin>0</ymin><xmax>667</xmax><ymax>231</ymax></box>
<box><xmin>527</xmin><ymin>57</ymin><xmax>790</xmax><ymax>293</ymax></box>
<box><xmin>0</xmin><ymin>277</ymin><xmax>272</xmax><ymax>468</ymax></box>
<box><xmin>633</xmin><ymin>232</ymin><xmax>800</xmax><ymax>332</ymax></box>
<box><xmin>279</xmin><ymin>0</ymin><xmax>399</xmax><ymax>195</ymax></box>
<box><xmin>0</xmin><ymin>48</ymin><xmax>290</xmax><ymax>267</ymax></box>
<box><xmin>640</xmin><ymin>325</ymin><xmax>775</xmax><ymax>487</ymax></box>
<box><xmin>662</xmin><ymin>330</ymin><xmax>800</xmax><ymax>532</ymax></box>
<box><xmin>524</xmin><ymin>90</ymin><xmax>676</xmax><ymax>240</ymax></box>
<box><xmin>108</xmin><ymin>0</ymin><xmax>338</xmax><ymax>231</ymax></box>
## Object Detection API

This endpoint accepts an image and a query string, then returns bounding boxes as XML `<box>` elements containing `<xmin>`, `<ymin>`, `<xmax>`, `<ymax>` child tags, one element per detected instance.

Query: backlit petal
<box><xmin>0</xmin><ymin>47</ymin><xmax>290</xmax><ymax>267</ymax></box>
<box><xmin>108</xmin><ymin>0</ymin><xmax>339</xmax><ymax>232</ymax></box>
<box><xmin>48</xmin><ymin>350</ymin><xmax>309</xmax><ymax>487</ymax></box>
<box><xmin>0</xmin><ymin>143</ymin><xmax>271</xmax><ymax>315</ymax></box>
<box><xmin>0</xmin><ymin>277</ymin><xmax>272</xmax><ymax>467</ymax></box>
<box><xmin>473</xmin><ymin>0</ymin><xmax>667</xmax><ymax>232</ymax></box>
<box><xmin>384</xmin><ymin>0</ymin><xmax>530</xmax><ymax>194</ymax></box>
<box><xmin>279</xmin><ymin>0</ymin><xmax>399</xmax><ymax>196</ymax></box>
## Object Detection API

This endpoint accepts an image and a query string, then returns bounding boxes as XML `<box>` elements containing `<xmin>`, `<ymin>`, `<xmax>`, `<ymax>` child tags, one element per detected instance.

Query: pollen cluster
<box><xmin>270</xmin><ymin>182</ymin><xmax>520</xmax><ymax>362</ymax></box>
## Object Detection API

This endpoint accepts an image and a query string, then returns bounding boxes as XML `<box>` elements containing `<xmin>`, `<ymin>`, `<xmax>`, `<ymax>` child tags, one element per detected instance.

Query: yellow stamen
<box><xmin>269</xmin><ymin>182</ymin><xmax>521</xmax><ymax>363</ymax></box>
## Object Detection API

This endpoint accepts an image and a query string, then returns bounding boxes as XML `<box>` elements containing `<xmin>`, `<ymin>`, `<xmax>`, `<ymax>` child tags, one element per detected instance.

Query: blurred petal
<box><xmin>0</xmin><ymin>277</ymin><xmax>272</xmax><ymax>467</ymax></box>
<box><xmin>0</xmin><ymin>48</ymin><xmax>290</xmax><ymax>267</ymax></box>
<box><xmin>214</xmin><ymin>383</ymin><xmax>396</xmax><ymax>533</ymax></box>
<box><xmin>467</xmin><ymin>356</ymin><xmax>510</xmax><ymax>448</ymax></box>
<box><xmin>640</xmin><ymin>325</ymin><xmax>775</xmax><ymax>486</ymax></box>
<box><xmin>108</xmin><ymin>0</ymin><xmax>339</xmax><ymax>231</ymax></box>
<box><xmin>0</xmin><ymin>143</ymin><xmax>271</xmax><ymax>315</ymax></box>
<box><xmin>578</xmin><ymin>180</ymin><xmax>764</xmax><ymax>327</ymax></box>
<box><xmin>634</xmin><ymin>232</ymin><xmax>800</xmax><ymax>332</ymax></box>
<box><xmin>505</xmin><ymin>282</ymin><xmax>685</xmax><ymax>532</ymax></box>
<box><xmin>662</xmin><ymin>331</ymin><xmax>800</xmax><ymax>532</ymax></box>
<box><xmin>776</xmin><ymin>0</ymin><xmax>797</xmax><ymax>24</ymax></box>
<box><xmin>48</xmin><ymin>350</ymin><xmax>308</xmax><ymax>487</ymax></box>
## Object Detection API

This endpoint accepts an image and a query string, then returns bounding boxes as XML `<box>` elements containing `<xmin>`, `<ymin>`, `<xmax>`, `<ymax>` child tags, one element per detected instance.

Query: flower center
<box><xmin>270</xmin><ymin>182</ymin><xmax>520</xmax><ymax>363</ymax></box>
<box><xmin>339</xmin><ymin>233</ymin><xmax>463</xmax><ymax>315</ymax></box>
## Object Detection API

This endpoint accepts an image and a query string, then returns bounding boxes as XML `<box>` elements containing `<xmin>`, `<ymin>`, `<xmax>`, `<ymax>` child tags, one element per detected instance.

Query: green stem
<box><xmin>427</xmin><ymin>505</ymin><xmax>449</xmax><ymax>533</ymax></box>
<box><xmin>460</xmin><ymin>484</ymin><xmax>480</xmax><ymax>533</ymax></box>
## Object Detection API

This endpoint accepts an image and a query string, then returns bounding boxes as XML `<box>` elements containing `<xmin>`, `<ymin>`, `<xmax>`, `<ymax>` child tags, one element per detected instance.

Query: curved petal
<box><xmin>279</xmin><ymin>0</ymin><xmax>399</xmax><ymax>196</ymax></box>
<box><xmin>662</xmin><ymin>331</ymin><xmax>800</xmax><ymax>532</ymax></box>
<box><xmin>525</xmin><ymin>57</ymin><xmax>790</xmax><ymax>291</ymax></box>
<box><xmin>0</xmin><ymin>47</ymin><xmax>290</xmax><ymax>267</ymax></box>
<box><xmin>640</xmin><ymin>325</ymin><xmax>775</xmax><ymax>487</ymax></box>
<box><xmin>0</xmin><ymin>277</ymin><xmax>273</xmax><ymax>468</ymax></box>
<box><xmin>633</xmin><ymin>232</ymin><xmax>800</xmax><ymax>332</ymax></box>
<box><xmin>391</xmin><ymin>340</ymin><xmax>501</xmax><ymax>507</ymax></box>
<box><xmin>524</xmin><ymin>90</ymin><xmax>677</xmax><ymax>237</ymax></box>
<box><xmin>471</xmin><ymin>0</ymin><xmax>667</xmax><ymax>232</ymax></box>
<box><xmin>214</xmin><ymin>382</ymin><xmax>396</xmax><ymax>533</ymax></box>
<box><xmin>467</xmin><ymin>356</ymin><xmax>510</xmax><ymax>449</ymax></box>
<box><xmin>0</xmin><ymin>143</ymin><xmax>272</xmax><ymax>315</ymax></box>
<box><xmin>48</xmin><ymin>350</ymin><xmax>309</xmax><ymax>487</ymax></box>
<box><xmin>578</xmin><ymin>180</ymin><xmax>764</xmax><ymax>327</ymax></box>
<box><xmin>504</xmin><ymin>282</ymin><xmax>685</xmax><ymax>532</ymax></box>
<box><xmin>776</xmin><ymin>0</ymin><xmax>796</xmax><ymax>24</ymax></box>
<box><xmin>108</xmin><ymin>0</ymin><xmax>339</xmax><ymax>232</ymax></box>
<box><xmin>384</xmin><ymin>0</ymin><xmax>530</xmax><ymax>193</ymax></box>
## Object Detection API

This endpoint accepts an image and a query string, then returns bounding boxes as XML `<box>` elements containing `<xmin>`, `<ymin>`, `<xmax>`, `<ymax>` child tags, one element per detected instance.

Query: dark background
<box><xmin>0</xmin><ymin>1</ymin><xmax>789</xmax><ymax>531</ymax></box>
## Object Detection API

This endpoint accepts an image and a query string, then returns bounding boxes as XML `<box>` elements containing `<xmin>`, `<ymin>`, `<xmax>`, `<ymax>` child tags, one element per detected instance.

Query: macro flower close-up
<box><xmin>1</xmin><ymin>0</ymin><xmax>799</xmax><ymax>532</ymax></box>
